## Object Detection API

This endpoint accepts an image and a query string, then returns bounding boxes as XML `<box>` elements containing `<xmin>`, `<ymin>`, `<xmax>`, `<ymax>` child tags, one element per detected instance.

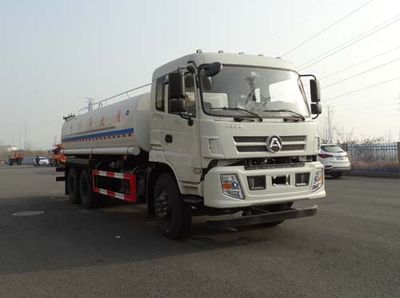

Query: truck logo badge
<box><xmin>266</xmin><ymin>136</ymin><xmax>282</xmax><ymax>153</ymax></box>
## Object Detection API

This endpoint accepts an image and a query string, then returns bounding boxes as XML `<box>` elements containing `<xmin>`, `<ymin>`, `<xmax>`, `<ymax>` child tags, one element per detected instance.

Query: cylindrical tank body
<box><xmin>61</xmin><ymin>93</ymin><xmax>150</xmax><ymax>155</ymax></box>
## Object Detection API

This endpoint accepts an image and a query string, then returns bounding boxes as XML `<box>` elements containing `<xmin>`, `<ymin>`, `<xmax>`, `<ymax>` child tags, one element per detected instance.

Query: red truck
<box><xmin>8</xmin><ymin>150</ymin><xmax>24</xmax><ymax>165</ymax></box>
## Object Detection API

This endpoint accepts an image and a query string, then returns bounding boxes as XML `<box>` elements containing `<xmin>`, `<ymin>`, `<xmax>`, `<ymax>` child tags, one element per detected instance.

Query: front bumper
<box><xmin>203</xmin><ymin>162</ymin><xmax>326</xmax><ymax>208</ymax></box>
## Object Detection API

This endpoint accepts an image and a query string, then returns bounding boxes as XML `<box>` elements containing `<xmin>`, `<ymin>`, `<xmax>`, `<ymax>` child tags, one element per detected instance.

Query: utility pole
<box><xmin>327</xmin><ymin>105</ymin><xmax>333</xmax><ymax>143</ymax></box>
<box><xmin>398</xmin><ymin>93</ymin><xmax>400</xmax><ymax>142</ymax></box>
<box><xmin>24</xmin><ymin>121</ymin><xmax>27</xmax><ymax>150</ymax></box>
<box><xmin>395</xmin><ymin>94</ymin><xmax>400</xmax><ymax>171</ymax></box>
<box><xmin>17</xmin><ymin>126</ymin><xmax>20</xmax><ymax>149</ymax></box>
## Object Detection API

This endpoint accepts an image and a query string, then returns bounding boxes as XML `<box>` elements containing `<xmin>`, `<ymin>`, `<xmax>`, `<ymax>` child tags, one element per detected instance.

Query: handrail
<box><xmin>80</xmin><ymin>82</ymin><xmax>151</xmax><ymax>113</ymax></box>
<box><xmin>93</xmin><ymin>82</ymin><xmax>151</xmax><ymax>106</ymax></box>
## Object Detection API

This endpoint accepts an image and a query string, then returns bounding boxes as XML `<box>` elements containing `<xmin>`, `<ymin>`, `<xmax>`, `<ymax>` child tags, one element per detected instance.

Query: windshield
<box><xmin>200</xmin><ymin>66</ymin><xmax>310</xmax><ymax>119</ymax></box>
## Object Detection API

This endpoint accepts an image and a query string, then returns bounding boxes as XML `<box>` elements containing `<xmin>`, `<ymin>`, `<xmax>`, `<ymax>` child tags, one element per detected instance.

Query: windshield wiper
<box><xmin>209</xmin><ymin>107</ymin><xmax>263</xmax><ymax>122</ymax></box>
<box><xmin>262</xmin><ymin>109</ymin><xmax>305</xmax><ymax>121</ymax></box>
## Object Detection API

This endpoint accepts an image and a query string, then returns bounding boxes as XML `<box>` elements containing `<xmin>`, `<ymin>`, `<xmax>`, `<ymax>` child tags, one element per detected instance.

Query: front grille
<box><xmin>237</xmin><ymin>145</ymin><xmax>267</xmax><ymax>152</ymax></box>
<box><xmin>234</xmin><ymin>136</ymin><xmax>266</xmax><ymax>143</ymax></box>
<box><xmin>281</xmin><ymin>136</ymin><xmax>306</xmax><ymax>142</ymax></box>
<box><xmin>234</xmin><ymin>135</ymin><xmax>306</xmax><ymax>153</ymax></box>
<box><xmin>282</xmin><ymin>144</ymin><xmax>305</xmax><ymax>151</ymax></box>
<box><xmin>246</xmin><ymin>172</ymin><xmax>310</xmax><ymax>190</ymax></box>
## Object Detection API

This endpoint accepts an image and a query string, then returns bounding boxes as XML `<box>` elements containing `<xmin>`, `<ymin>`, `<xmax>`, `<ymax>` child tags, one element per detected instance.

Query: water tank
<box><xmin>61</xmin><ymin>93</ymin><xmax>150</xmax><ymax>155</ymax></box>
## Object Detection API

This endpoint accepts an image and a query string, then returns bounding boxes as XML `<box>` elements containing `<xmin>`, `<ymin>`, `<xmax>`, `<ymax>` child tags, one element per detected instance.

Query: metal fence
<box><xmin>341</xmin><ymin>142</ymin><xmax>400</xmax><ymax>171</ymax></box>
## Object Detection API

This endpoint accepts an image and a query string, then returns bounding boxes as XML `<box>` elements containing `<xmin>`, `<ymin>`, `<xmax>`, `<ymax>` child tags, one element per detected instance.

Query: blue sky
<box><xmin>1</xmin><ymin>0</ymin><xmax>399</xmax><ymax>148</ymax></box>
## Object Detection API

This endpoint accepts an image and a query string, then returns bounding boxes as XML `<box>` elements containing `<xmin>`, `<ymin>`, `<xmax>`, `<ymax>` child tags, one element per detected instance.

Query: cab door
<box><xmin>162</xmin><ymin>73</ymin><xmax>202</xmax><ymax>184</ymax></box>
<box><xmin>149</xmin><ymin>77</ymin><xmax>167</xmax><ymax>151</ymax></box>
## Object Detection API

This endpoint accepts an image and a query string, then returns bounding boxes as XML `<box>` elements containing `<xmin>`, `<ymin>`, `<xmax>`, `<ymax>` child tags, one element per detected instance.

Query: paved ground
<box><xmin>0</xmin><ymin>166</ymin><xmax>399</xmax><ymax>298</ymax></box>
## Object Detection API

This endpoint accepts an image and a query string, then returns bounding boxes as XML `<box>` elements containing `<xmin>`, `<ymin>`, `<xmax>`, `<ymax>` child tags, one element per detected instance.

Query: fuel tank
<box><xmin>61</xmin><ymin>93</ymin><xmax>150</xmax><ymax>155</ymax></box>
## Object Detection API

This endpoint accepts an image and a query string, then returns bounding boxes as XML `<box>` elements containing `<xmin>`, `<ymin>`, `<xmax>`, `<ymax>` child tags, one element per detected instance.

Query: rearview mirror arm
<box><xmin>178</xmin><ymin>112</ymin><xmax>194</xmax><ymax>126</ymax></box>
<box><xmin>299</xmin><ymin>74</ymin><xmax>317</xmax><ymax>80</ymax></box>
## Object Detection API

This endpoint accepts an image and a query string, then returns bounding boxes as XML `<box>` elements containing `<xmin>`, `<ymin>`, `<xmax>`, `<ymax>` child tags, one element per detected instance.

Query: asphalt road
<box><xmin>0</xmin><ymin>166</ymin><xmax>399</xmax><ymax>298</ymax></box>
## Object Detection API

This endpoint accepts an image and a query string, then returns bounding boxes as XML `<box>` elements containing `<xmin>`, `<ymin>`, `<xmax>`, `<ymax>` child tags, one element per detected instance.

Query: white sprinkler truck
<box><xmin>58</xmin><ymin>51</ymin><xmax>325</xmax><ymax>239</ymax></box>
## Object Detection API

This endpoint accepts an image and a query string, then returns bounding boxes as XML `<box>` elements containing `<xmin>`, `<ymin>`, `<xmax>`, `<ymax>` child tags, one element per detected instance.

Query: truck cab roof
<box><xmin>152</xmin><ymin>51</ymin><xmax>297</xmax><ymax>80</ymax></box>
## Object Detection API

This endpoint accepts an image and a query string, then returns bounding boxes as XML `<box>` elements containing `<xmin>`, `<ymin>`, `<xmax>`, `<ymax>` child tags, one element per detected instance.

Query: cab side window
<box><xmin>184</xmin><ymin>73</ymin><xmax>196</xmax><ymax>117</ymax></box>
<box><xmin>167</xmin><ymin>73</ymin><xmax>196</xmax><ymax>117</ymax></box>
<box><xmin>155</xmin><ymin>76</ymin><xmax>166</xmax><ymax>112</ymax></box>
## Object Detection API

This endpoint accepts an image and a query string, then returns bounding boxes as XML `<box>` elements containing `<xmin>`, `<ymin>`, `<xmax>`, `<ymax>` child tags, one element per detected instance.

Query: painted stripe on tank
<box><xmin>62</xmin><ymin>128</ymin><xmax>134</xmax><ymax>143</ymax></box>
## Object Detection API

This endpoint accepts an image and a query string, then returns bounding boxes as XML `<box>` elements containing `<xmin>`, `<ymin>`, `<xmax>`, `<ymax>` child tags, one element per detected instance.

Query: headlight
<box><xmin>220</xmin><ymin>174</ymin><xmax>244</xmax><ymax>199</ymax></box>
<box><xmin>312</xmin><ymin>168</ymin><xmax>324</xmax><ymax>192</ymax></box>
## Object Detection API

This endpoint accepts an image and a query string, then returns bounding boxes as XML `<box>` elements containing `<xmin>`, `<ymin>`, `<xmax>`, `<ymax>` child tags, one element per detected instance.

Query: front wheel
<box><xmin>154</xmin><ymin>173</ymin><xmax>192</xmax><ymax>239</ymax></box>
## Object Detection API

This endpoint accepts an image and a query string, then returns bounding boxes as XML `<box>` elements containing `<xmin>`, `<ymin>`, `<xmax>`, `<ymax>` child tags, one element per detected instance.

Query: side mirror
<box><xmin>186</xmin><ymin>65</ymin><xmax>196</xmax><ymax>74</ymax></box>
<box><xmin>200</xmin><ymin>62</ymin><xmax>222</xmax><ymax>77</ymax></box>
<box><xmin>170</xmin><ymin>98</ymin><xmax>186</xmax><ymax>114</ymax></box>
<box><xmin>310</xmin><ymin>79</ymin><xmax>321</xmax><ymax>102</ymax></box>
<box><xmin>168</xmin><ymin>71</ymin><xmax>185</xmax><ymax>100</ymax></box>
<box><xmin>311</xmin><ymin>103</ymin><xmax>322</xmax><ymax>115</ymax></box>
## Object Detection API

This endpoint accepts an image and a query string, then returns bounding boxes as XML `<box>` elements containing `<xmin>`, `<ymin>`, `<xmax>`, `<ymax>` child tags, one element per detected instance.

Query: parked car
<box><xmin>318</xmin><ymin>144</ymin><xmax>351</xmax><ymax>178</ymax></box>
<box><xmin>37</xmin><ymin>157</ymin><xmax>50</xmax><ymax>166</ymax></box>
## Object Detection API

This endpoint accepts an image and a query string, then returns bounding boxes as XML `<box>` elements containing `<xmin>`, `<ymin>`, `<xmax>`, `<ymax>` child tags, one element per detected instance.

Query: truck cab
<box><xmin>149</xmin><ymin>52</ymin><xmax>325</xmax><ymax>214</ymax></box>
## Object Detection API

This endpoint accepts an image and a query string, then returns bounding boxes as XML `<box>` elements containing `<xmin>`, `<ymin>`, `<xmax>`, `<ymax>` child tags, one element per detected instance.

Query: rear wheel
<box><xmin>67</xmin><ymin>167</ymin><xmax>80</xmax><ymax>204</ymax></box>
<box><xmin>79</xmin><ymin>169</ymin><xmax>98</xmax><ymax>209</ymax></box>
<box><xmin>154</xmin><ymin>173</ymin><xmax>192</xmax><ymax>239</ymax></box>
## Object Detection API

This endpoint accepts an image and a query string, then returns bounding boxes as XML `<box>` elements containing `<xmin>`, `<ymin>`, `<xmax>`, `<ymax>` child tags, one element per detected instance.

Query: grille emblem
<box><xmin>266</xmin><ymin>136</ymin><xmax>283</xmax><ymax>153</ymax></box>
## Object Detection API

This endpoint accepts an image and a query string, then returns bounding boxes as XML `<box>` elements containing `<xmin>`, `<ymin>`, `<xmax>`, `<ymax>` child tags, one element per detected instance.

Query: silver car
<box><xmin>318</xmin><ymin>144</ymin><xmax>351</xmax><ymax>178</ymax></box>
<box><xmin>38</xmin><ymin>157</ymin><xmax>50</xmax><ymax>166</ymax></box>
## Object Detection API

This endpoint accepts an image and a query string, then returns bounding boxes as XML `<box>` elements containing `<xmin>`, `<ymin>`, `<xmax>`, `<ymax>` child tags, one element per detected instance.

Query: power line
<box><xmin>325</xmin><ymin>106</ymin><xmax>398</xmax><ymax>119</ymax></box>
<box><xmin>332</xmin><ymin>102</ymin><xmax>398</xmax><ymax>111</ymax></box>
<box><xmin>333</xmin><ymin>106</ymin><xmax>398</xmax><ymax>115</ymax></box>
<box><xmin>280</xmin><ymin>0</ymin><xmax>374</xmax><ymax>57</ymax></box>
<box><xmin>300</xmin><ymin>15</ymin><xmax>400</xmax><ymax>70</ymax></box>
<box><xmin>326</xmin><ymin>75</ymin><xmax>400</xmax><ymax>101</ymax></box>
<box><xmin>320</xmin><ymin>45</ymin><xmax>400</xmax><ymax>80</ymax></box>
<box><xmin>323</xmin><ymin>57</ymin><xmax>400</xmax><ymax>88</ymax></box>
<box><xmin>324</xmin><ymin>99</ymin><xmax>398</xmax><ymax>110</ymax></box>
<box><xmin>324</xmin><ymin>97</ymin><xmax>398</xmax><ymax>108</ymax></box>
<box><xmin>298</xmin><ymin>15</ymin><xmax>400</xmax><ymax>70</ymax></box>
<box><xmin>270</xmin><ymin>0</ymin><xmax>327</xmax><ymax>44</ymax></box>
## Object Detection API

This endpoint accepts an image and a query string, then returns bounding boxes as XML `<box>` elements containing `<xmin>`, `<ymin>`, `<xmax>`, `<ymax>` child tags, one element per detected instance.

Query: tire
<box><xmin>67</xmin><ymin>167</ymin><xmax>80</xmax><ymax>204</ymax></box>
<box><xmin>79</xmin><ymin>169</ymin><xmax>98</xmax><ymax>209</ymax></box>
<box><xmin>331</xmin><ymin>172</ymin><xmax>342</xmax><ymax>178</ymax></box>
<box><xmin>154</xmin><ymin>173</ymin><xmax>192</xmax><ymax>239</ymax></box>
<box><xmin>252</xmin><ymin>202</ymin><xmax>293</xmax><ymax>227</ymax></box>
